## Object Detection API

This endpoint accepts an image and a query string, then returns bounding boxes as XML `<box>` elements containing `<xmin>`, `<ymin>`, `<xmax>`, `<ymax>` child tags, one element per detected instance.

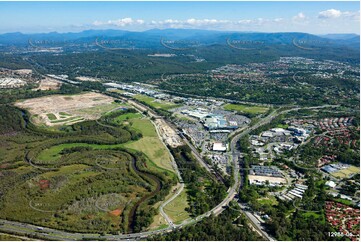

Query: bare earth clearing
<box><xmin>15</xmin><ymin>92</ymin><xmax>120</xmax><ymax>126</ymax></box>
<box><xmin>33</xmin><ymin>77</ymin><xmax>62</xmax><ymax>91</ymax></box>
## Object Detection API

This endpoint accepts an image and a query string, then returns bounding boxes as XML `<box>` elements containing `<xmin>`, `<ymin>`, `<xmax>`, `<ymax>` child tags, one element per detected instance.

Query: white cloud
<box><xmin>92</xmin><ymin>18</ymin><xmax>145</xmax><ymax>27</ymax></box>
<box><xmin>163</xmin><ymin>19</ymin><xmax>179</xmax><ymax>24</ymax></box>
<box><xmin>237</xmin><ymin>19</ymin><xmax>252</xmax><ymax>24</ymax></box>
<box><xmin>92</xmin><ymin>20</ymin><xmax>104</xmax><ymax>26</ymax></box>
<box><xmin>318</xmin><ymin>9</ymin><xmax>359</xmax><ymax>20</ymax></box>
<box><xmin>184</xmin><ymin>18</ymin><xmax>230</xmax><ymax>26</ymax></box>
<box><xmin>318</xmin><ymin>9</ymin><xmax>342</xmax><ymax>19</ymax></box>
<box><xmin>89</xmin><ymin>12</ymin><xmax>358</xmax><ymax>33</ymax></box>
<box><xmin>292</xmin><ymin>12</ymin><xmax>306</xmax><ymax>22</ymax></box>
<box><xmin>341</xmin><ymin>10</ymin><xmax>360</xmax><ymax>21</ymax></box>
<box><xmin>93</xmin><ymin>17</ymin><xmax>287</xmax><ymax>30</ymax></box>
<box><xmin>146</xmin><ymin>18</ymin><xmax>233</xmax><ymax>29</ymax></box>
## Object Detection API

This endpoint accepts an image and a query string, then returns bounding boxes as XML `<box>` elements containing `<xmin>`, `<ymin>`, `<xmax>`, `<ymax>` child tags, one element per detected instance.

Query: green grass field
<box><xmin>163</xmin><ymin>187</ymin><xmax>190</xmax><ymax>224</ymax></box>
<box><xmin>0</xmin><ymin>233</ymin><xmax>22</xmax><ymax>241</ymax></box>
<box><xmin>113</xmin><ymin>112</ymin><xmax>142</xmax><ymax>123</ymax></box>
<box><xmin>302</xmin><ymin>211</ymin><xmax>321</xmax><ymax>219</ymax></box>
<box><xmin>223</xmin><ymin>103</ymin><xmax>269</xmax><ymax>115</ymax></box>
<box><xmin>130</xmin><ymin>118</ymin><xmax>157</xmax><ymax>137</ymax></box>
<box><xmin>59</xmin><ymin>112</ymin><xmax>71</xmax><ymax>116</ymax></box>
<box><xmin>125</xmin><ymin>137</ymin><xmax>173</xmax><ymax>172</ymax></box>
<box><xmin>257</xmin><ymin>196</ymin><xmax>279</xmax><ymax>206</ymax></box>
<box><xmin>276</xmin><ymin>123</ymin><xmax>289</xmax><ymax>129</ymax></box>
<box><xmin>108</xmin><ymin>89</ymin><xmax>126</xmax><ymax>94</ymax></box>
<box><xmin>331</xmin><ymin>165</ymin><xmax>360</xmax><ymax>178</ymax></box>
<box><xmin>147</xmin><ymin>214</ymin><xmax>168</xmax><ymax>231</ymax></box>
<box><xmin>37</xmin><ymin>143</ymin><xmax>125</xmax><ymax>162</ymax></box>
<box><xmin>46</xmin><ymin>113</ymin><xmax>57</xmax><ymax>120</ymax></box>
<box><xmin>134</xmin><ymin>94</ymin><xmax>181</xmax><ymax>110</ymax></box>
<box><xmin>125</xmin><ymin>118</ymin><xmax>174</xmax><ymax>172</ymax></box>
<box><xmin>37</xmin><ymin>116</ymin><xmax>175</xmax><ymax>172</ymax></box>
<box><xmin>333</xmin><ymin>198</ymin><xmax>353</xmax><ymax>206</ymax></box>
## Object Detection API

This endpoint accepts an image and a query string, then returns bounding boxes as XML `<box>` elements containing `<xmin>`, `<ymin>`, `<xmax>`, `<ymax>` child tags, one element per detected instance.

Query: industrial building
<box><xmin>248</xmin><ymin>165</ymin><xmax>286</xmax><ymax>186</ymax></box>
<box><xmin>212</xmin><ymin>142</ymin><xmax>227</xmax><ymax>152</ymax></box>
<box><xmin>279</xmin><ymin>184</ymin><xmax>308</xmax><ymax>201</ymax></box>
<box><xmin>249</xmin><ymin>165</ymin><xmax>283</xmax><ymax>178</ymax></box>
<box><xmin>321</xmin><ymin>163</ymin><xmax>350</xmax><ymax>174</ymax></box>
<box><xmin>202</xmin><ymin>114</ymin><xmax>238</xmax><ymax>130</ymax></box>
<box><xmin>181</xmin><ymin>108</ymin><xmax>209</xmax><ymax>119</ymax></box>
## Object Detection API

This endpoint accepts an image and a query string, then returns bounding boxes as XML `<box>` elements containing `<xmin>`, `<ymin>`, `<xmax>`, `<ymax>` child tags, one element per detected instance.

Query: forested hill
<box><xmin>0</xmin><ymin>28</ymin><xmax>359</xmax><ymax>51</ymax></box>
<box><xmin>0</xmin><ymin>29</ymin><xmax>359</xmax><ymax>79</ymax></box>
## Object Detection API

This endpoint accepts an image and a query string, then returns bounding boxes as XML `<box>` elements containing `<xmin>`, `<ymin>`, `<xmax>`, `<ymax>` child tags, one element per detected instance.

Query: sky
<box><xmin>0</xmin><ymin>1</ymin><xmax>359</xmax><ymax>34</ymax></box>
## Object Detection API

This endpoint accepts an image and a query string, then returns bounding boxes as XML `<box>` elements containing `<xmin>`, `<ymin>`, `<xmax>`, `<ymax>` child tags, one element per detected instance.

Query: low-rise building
<box><xmin>326</xmin><ymin>180</ymin><xmax>337</xmax><ymax>188</ymax></box>
<box><xmin>212</xmin><ymin>142</ymin><xmax>227</xmax><ymax>152</ymax></box>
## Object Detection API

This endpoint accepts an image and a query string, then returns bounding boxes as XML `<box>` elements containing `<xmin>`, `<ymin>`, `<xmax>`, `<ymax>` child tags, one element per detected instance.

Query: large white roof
<box><xmin>212</xmin><ymin>142</ymin><xmax>227</xmax><ymax>151</ymax></box>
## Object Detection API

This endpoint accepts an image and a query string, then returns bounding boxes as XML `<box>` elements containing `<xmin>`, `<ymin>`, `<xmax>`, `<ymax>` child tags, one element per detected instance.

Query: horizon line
<box><xmin>0</xmin><ymin>28</ymin><xmax>359</xmax><ymax>36</ymax></box>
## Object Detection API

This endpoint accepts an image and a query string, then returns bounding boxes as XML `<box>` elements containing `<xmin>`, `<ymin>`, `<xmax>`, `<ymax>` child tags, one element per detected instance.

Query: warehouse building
<box><xmin>212</xmin><ymin>142</ymin><xmax>227</xmax><ymax>152</ymax></box>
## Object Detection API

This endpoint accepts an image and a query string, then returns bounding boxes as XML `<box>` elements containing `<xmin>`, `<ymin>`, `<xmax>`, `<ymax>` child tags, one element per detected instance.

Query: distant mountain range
<box><xmin>319</xmin><ymin>33</ymin><xmax>359</xmax><ymax>40</ymax></box>
<box><xmin>0</xmin><ymin>29</ymin><xmax>359</xmax><ymax>50</ymax></box>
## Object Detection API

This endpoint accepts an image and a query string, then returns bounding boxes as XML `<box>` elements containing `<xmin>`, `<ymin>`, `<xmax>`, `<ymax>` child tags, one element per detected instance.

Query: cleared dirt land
<box><xmin>15</xmin><ymin>92</ymin><xmax>123</xmax><ymax>126</ymax></box>
<box><xmin>34</xmin><ymin>77</ymin><xmax>62</xmax><ymax>91</ymax></box>
<box><xmin>248</xmin><ymin>175</ymin><xmax>287</xmax><ymax>185</ymax></box>
<box><xmin>154</xmin><ymin>119</ymin><xmax>184</xmax><ymax>148</ymax></box>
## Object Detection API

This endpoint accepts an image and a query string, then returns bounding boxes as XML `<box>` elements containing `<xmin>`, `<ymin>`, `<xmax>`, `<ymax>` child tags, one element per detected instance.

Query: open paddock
<box><xmin>257</xmin><ymin>196</ymin><xmax>279</xmax><ymax>206</ymax></box>
<box><xmin>134</xmin><ymin>94</ymin><xmax>182</xmax><ymax>110</ymax></box>
<box><xmin>163</xmin><ymin>187</ymin><xmax>190</xmax><ymax>224</ymax></box>
<box><xmin>223</xmin><ymin>103</ymin><xmax>269</xmax><ymax>115</ymax></box>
